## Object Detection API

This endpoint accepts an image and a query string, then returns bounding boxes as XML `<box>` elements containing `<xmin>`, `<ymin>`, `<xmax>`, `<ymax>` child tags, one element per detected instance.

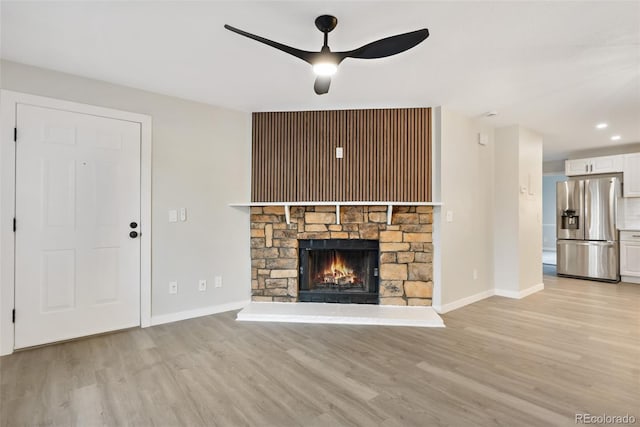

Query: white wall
<box><xmin>1</xmin><ymin>60</ymin><xmax>251</xmax><ymax>320</ymax></box>
<box><xmin>518</xmin><ymin>127</ymin><xmax>543</xmax><ymax>291</ymax></box>
<box><xmin>433</xmin><ymin>111</ymin><xmax>543</xmax><ymax>312</ymax></box>
<box><xmin>494</xmin><ymin>126</ymin><xmax>543</xmax><ymax>296</ymax></box>
<box><xmin>432</xmin><ymin>107</ymin><xmax>495</xmax><ymax>311</ymax></box>
<box><xmin>568</xmin><ymin>142</ymin><xmax>640</xmax><ymax>159</ymax></box>
<box><xmin>493</xmin><ymin>126</ymin><xmax>520</xmax><ymax>293</ymax></box>
<box><xmin>543</xmin><ymin>160</ymin><xmax>565</xmax><ymax>175</ymax></box>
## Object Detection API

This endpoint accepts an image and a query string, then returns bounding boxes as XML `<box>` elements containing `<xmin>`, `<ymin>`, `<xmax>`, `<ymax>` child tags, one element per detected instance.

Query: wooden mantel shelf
<box><xmin>229</xmin><ymin>201</ymin><xmax>442</xmax><ymax>225</ymax></box>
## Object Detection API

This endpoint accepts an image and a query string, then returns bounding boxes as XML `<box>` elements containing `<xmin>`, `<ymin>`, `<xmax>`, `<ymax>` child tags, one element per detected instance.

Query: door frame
<box><xmin>0</xmin><ymin>90</ymin><xmax>152</xmax><ymax>355</ymax></box>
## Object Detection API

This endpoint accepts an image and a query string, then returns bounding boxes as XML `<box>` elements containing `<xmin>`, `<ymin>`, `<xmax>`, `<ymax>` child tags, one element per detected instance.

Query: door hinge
<box><xmin>12</xmin><ymin>218</ymin><xmax>16</xmax><ymax>232</ymax></box>
<box><xmin>13</xmin><ymin>127</ymin><xmax>17</xmax><ymax>142</ymax></box>
<box><xmin>12</xmin><ymin>309</ymin><xmax>15</xmax><ymax>323</ymax></box>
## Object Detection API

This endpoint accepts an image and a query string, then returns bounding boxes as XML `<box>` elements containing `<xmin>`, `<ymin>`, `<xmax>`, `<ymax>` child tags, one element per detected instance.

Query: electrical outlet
<box><xmin>180</xmin><ymin>208</ymin><xmax>187</xmax><ymax>222</ymax></box>
<box><xmin>214</xmin><ymin>276</ymin><xmax>223</xmax><ymax>288</ymax></box>
<box><xmin>169</xmin><ymin>281</ymin><xmax>178</xmax><ymax>294</ymax></box>
<box><xmin>198</xmin><ymin>279</ymin><xmax>207</xmax><ymax>291</ymax></box>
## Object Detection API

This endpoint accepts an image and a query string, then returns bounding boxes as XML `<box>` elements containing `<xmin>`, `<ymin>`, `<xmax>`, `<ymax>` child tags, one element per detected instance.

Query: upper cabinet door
<box><xmin>565</xmin><ymin>155</ymin><xmax>624</xmax><ymax>176</ymax></box>
<box><xmin>623</xmin><ymin>153</ymin><xmax>640</xmax><ymax>197</ymax></box>
<box><xmin>591</xmin><ymin>155</ymin><xmax>624</xmax><ymax>174</ymax></box>
<box><xmin>565</xmin><ymin>158</ymin><xmax>590</xmax><ymax>176</ymax></box>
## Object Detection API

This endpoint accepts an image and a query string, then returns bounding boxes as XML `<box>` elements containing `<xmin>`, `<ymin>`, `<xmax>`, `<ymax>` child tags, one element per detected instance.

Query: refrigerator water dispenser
<box><xmin>561</xmin><ymin>209</ymin><xmax>580</xmax><ymax>230</ymax></box>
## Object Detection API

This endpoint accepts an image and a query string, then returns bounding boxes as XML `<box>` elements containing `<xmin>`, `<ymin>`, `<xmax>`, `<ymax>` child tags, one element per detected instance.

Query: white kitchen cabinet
<box><xmin>620</xmin><ymin>231</ymin><xmax>640</xmax><ymax>283</ymax></box>
<box><xmin>565</xmin><ymin>158</ymin><xmax>591</xmax><ymax>175</ymax></box>
<box><xmin>623</xmin><ymin>153</ymin><xmax>640</xmax><ymax>197</ymax></box>
<box><xmin>591</xmin><ymin>155</ymin><xmax>624</xmax><ymax>174</ymax></box>
<box><xmin>564</xmin><ymin>155</ymin><xmax>623</xmax><ymax>176</ymax></box>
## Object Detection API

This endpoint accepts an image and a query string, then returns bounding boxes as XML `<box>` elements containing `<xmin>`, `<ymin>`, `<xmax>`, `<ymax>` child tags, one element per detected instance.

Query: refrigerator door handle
<box><xmin>567</xmin><ymin>240</ymin><xmax>617</xmax><ymax>245</ymax></box>
<box><xmin>584</xmin><ymin>179</ymin><xmax>591</xmax><ymax>239</ymax></box>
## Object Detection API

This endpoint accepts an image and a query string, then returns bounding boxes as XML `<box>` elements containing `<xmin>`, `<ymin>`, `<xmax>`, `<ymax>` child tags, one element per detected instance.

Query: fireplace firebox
<box><xmin>298</xmin><ymin>239</ymin><xmax>379</xmax><ymax>304</ymax></box>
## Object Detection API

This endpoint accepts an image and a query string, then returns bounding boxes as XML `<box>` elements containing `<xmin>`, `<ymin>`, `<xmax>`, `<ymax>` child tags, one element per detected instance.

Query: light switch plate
<box><xmin>446</xmin><ymin>210</ymin><xmax>454</xmax><ymax>222</ymax></box>
<box><xmin>198</xmin><ymin>279</ymin><xmax>207</xmax><ymax>291</ymax></box>
<box><xmin>169</xmin><ymin>281</ymin><xmax>178</xmax><ymax>294</ymax></box>
<box><xmin>180</xmin><ymin>208</ymin><xmax>187</xmax><ymax>221</ymax></box>
<box><xmin>169</xmin><ymin>210</ymin><xmax>178</xmax><ymax>223</ymax></box>
<box><xmin>214</xmin><ymin>276</ymin><xmax>223</xmax><ymax>288</ymax></box>
<box><xmin>336</xmin><ymin>147</ymin><xmax>344</xmax><ymax>159</ymax></box>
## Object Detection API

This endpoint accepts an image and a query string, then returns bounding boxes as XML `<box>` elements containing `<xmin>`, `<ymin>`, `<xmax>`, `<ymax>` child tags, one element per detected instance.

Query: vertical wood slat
<box><xmin>251</xmin><ymin>108</ymin><xmax>431</xmax><ymax>202</ymax></box>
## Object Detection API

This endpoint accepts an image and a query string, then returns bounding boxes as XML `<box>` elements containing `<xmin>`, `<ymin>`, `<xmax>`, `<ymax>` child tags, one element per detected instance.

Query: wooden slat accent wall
<box><xmin>251</xmin><ymin>108</ymin><xmax>431</xmax><ymax>202</ymax></box>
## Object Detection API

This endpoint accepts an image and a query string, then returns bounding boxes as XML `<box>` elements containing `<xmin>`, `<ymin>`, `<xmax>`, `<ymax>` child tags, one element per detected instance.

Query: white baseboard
<box><xmin>150</xmin><ymin>299</ymin><xmax>250</xmax><ymax>326</ymax></box>
<box><xmin>495</xmin><ymin>283</ymin><xmax>544</xmax><ymax>299</ymax></box>
<box><xmin>432</xmin><ymin>289</ymin><xmax>495</xmax><ymax>314</ymax></box>
<box><xmin>433</xmin><ymin>282</ymin><xmax>546</xmax><ymax>314</ymax></box>
<box><xmin>621</xmin><ymin>276</ymin><xmax>640</xmax><ymax>284</ymax></box>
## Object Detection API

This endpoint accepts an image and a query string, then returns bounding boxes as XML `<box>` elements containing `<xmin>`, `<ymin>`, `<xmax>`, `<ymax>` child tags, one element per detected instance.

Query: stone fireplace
<box><xmin>250</xmin><ymin>205</ymin><xmax>433</xmax><ymax>306</ymax></box>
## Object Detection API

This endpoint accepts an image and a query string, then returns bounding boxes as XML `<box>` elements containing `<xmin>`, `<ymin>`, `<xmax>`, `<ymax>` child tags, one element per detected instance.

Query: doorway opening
<box><xmin>543</xmin><ymin>174</ymin><xmax>566</xmax><ymax>274</ymax></box>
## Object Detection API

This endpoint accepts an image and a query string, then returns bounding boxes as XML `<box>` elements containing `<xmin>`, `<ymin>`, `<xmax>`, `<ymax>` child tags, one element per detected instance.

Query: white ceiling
<box><xmin>2</xmin><ymin>1</ymin><xmax>639</xmax><ymax>161</ymax></box>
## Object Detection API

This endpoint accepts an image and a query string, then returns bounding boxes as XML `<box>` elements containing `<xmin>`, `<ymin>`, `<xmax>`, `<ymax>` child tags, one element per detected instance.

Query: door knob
<box><xmin>129</xmin><ymin>231</ymin><xmax>139</xmax><ymax>238</ymax></box>
<box><xmin>130</xmin><ymin>222</ymin><xmax>138</xmax><ymax>229</ymax></box>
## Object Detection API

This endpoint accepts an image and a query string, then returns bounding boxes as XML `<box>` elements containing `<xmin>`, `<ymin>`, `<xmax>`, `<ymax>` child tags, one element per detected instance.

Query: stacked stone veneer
<box><xmin>250</xmin><ymin>205</ymin><xmax>433</xmax><ymax>306</ymax></box>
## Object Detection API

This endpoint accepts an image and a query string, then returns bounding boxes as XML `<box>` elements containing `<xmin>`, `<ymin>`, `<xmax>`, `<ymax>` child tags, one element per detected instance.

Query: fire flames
<box><xmin>318</xmin><ymin>253</ymin><xmax>362</xmax><ymax>286</ymax></box>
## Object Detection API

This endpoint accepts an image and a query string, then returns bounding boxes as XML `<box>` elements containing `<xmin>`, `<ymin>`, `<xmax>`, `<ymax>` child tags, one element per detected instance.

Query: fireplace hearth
<box><xmin>299</xmin><ymin>239</ymin><xmax>379</xmax><ymax>304</ymax></box>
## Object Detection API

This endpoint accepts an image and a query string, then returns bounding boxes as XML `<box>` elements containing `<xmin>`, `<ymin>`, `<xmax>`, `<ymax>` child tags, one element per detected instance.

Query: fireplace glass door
<box><xmin>299</xmin><ymin>239</ymin><xmax>379</xmax><ymax>304</ymax></box>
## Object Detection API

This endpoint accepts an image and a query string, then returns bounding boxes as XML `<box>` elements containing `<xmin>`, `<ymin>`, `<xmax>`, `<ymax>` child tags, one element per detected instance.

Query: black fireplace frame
<box><xmin>298</xmin><ymin>239</ymin><xmax>379</xmax><ymax>304</ymax></box>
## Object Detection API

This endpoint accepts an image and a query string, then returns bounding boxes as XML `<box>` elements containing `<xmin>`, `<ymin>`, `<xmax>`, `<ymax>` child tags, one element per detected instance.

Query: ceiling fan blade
<box><xmin>314</xmin><ymin>76</ymin><xmax>331</xmax><ymax>95</ymax></box>
<box><xmin>338</xmin><ymin>29</ymin><xmax>429</xmax><ymax>60</ymax></box>
<box><xmin>224</xmin><ymin>24</ymin><xmax>315</xmax><ymax>64</ymax></box>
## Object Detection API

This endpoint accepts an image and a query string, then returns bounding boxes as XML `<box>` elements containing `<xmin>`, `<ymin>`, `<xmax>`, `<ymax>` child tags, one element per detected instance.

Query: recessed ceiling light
<box><xmin>611</xmin><ymin>135</ymin><xmax>621</xmax><ymax>141</ymax></box>
<box><xmin>596</xmin><ymin>123</ymin><xmax>608</xmax><ymax>129</ymax></box>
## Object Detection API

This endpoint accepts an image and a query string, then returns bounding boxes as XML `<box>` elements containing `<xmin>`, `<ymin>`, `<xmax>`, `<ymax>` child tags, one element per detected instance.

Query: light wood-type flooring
<box><xmin>1</xmin><ymin>273</ymin><xmax>639</xmax><ymax>426</ymax></box>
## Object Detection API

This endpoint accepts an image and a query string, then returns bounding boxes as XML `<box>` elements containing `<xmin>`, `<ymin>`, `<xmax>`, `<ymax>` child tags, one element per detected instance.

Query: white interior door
<box><xmin>14</xmin><ymin>104</ymin><xmax>141</xmax><ymax>349</ymax></box>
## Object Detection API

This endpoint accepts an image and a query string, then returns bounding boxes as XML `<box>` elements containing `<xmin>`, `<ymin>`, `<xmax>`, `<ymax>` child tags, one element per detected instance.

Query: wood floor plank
<box><xmin>1</xmin><ymin>273</ymin><xmax>639</xmax><ymax>426</ymax></box>
<box><xmin>416</xmin><ymin>362</ymin><xmax>568</xmax><ymax>426</ymax></box>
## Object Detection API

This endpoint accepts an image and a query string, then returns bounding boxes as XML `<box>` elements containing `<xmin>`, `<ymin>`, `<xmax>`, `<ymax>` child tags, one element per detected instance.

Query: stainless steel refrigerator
<box><xmin>556</xmin><ymin>175</ymin><xmax>621</xmax><ymax>282</ymax></box>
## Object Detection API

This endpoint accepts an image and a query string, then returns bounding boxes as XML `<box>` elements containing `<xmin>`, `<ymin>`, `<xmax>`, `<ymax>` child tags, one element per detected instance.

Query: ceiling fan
<box><xmin>224</xmin><ymin>15</ymin><xmax>429</xmax><ymax>95</ymax></box>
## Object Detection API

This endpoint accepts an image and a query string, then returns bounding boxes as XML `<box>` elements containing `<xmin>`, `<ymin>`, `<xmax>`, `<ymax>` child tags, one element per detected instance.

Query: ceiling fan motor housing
<box><xmin>315</xmin><ymin>15</ymin><xmax>338</xmax><ymax>33</ymax></box>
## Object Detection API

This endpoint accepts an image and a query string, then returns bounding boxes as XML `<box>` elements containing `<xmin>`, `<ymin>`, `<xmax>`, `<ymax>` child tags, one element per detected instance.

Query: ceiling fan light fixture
<box><xmin>312</xmin><ymin>62</ymin><xmax>338</xmax><ymax>76</ymax></box>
